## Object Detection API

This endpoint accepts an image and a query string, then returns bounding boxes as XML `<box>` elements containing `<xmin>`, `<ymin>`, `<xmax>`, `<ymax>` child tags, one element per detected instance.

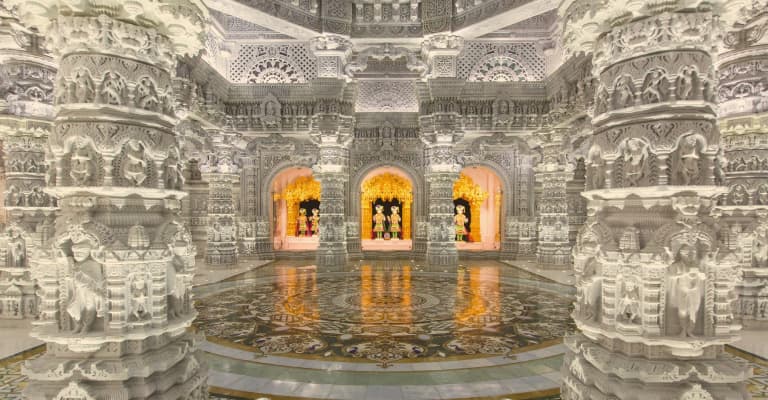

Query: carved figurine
<box><xmin>389</xmin><ymin>206</ymin><xmax>401</xmax><ymax>240</ymax></box>
<box><xmin>753</xmin><ymin>225</ymin><xmax>768</xmax><ymax>269</ymax></box>
<box><xmin>579</xmin><ymin>257</ymin><xmax>602</xmax><ymax>322</ymax></box>
<box><xmin>122</xmin><ymin>140</ymin><xmax>148</xmax><ymax>186</ymax></box>
<box><xmin>70</xmin><ymin>141</ymin><xmax>95</xmax><ymax>186</ymax></box>
<box><xmin>129</xmin><ymin>275</ymin><xmax>149</xmax><ymax>321</ymax></box>
<box><xmin>678</xmin><ymin>135</ymin><xmax>700</xmax><ymax>185</ymax></box>
<box><xmin>677</xmin><ymin>67</ymin><xmax>695</xmax><ymax>100</ymax></box>
<box><xmin>297</xmin><ymin>208</ymin><xmax>309</xmax><ymax>237</ymax></box>
<box><xmin>615</xmin><ymin>77</ymin><xmax>634</xmax><ymax>108</ymax></box>
<box><xmin>586</xmin><ymin>145</ymin><xmax>605</xmax><ymax>190</ymax></box>
<box><xmin>618</xmin><ymin>278</ymin><xmax>641</xmax><ymax>324</ymax></box>
<box><xmin>65</xmin><ymin>233</ymin><xmax>105</xmax><ymax>334</ymax></box>
<box><xmin>623</xmin><ymin>138</ymin><xmax>648</xmax><ymax>187</ymax></box>
<box><xmin>373</xmin><ymin>205</ymin><xmax>386</xmax><ymax>240</ymax></box>
<box><xmin>731</xmin><ymin>185</ymin><xmax>749</xmax><ymax>205</ymax></box>
<box><xmin>6</xmin><ymin>228</ymin><xmax>26</xmax><ymax>268</ymax></box>
<box><xmin>74</xmin><ymin>69</ymin><xmax>94</xmax><ymax>103</ymax></box>
<box><xmin>667</xmin><ymin>241</ymin><xmax>707</xmax><ymax>338</ymax></box>
<box><xmin>642</xmin><ymin>69</ymin><xmax>665</xmax><ymax>103</ymax></box>
<box><xmin>454</xmin><ymin>205</ymin><xmax>468</xmax><ymax>241</ymax></box>
<box><xmin>164</xmin><ymin>148</ymin><xmax>184</xmax><ymax>190</ymax></box>
<box><xmin>167</xmin><ymin>239</ymin><xmax>188</xmax><ymax>320</ymax></box>
<box><xmin>310</xmin><ymin>208</ymin><xmax>320</xmax><ymax>237</ymax></box>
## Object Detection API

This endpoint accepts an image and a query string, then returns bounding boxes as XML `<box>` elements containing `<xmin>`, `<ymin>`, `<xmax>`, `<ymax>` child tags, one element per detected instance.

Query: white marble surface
<box><xmin>193</xmin><ymin>259</ymin><xmax>273</xmax><ymax>286</ymax></box>
<box><xmin>0</xmin><ymin>319</ymin><xmax>42</xmax><ymax>359</ymax></box>
<box><xmin>501</xmin><ymin>258</ymin><xmax>576</xmax><ymax>286</ymax></box>
<box><xmin>732</xmin><ymin>328</ymin><xmax>768</xmax><ymax>359</ymax></box>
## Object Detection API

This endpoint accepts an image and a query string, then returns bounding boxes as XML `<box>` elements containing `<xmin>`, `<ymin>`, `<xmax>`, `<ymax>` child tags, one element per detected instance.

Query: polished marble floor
<box><xmin>1</xmin><ymin>260</ymin><xmax>767</xmax><ymax>399</ymax></box>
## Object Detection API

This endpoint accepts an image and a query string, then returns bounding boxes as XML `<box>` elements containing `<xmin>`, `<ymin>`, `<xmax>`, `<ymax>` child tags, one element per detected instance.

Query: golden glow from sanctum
<box><xmin>453</xmin><ymin>173</ymin><xmax>489</xmax><ymax>243</ymax></box>
<box><xmin>360</xmin><ymin>172</ymin><xmax>413</xmax><ymax>240</ymax></box>
<box><xmin>276</xmin><ymin>175</ymin><xmax>321</xmax><ymax>237</ymax></box>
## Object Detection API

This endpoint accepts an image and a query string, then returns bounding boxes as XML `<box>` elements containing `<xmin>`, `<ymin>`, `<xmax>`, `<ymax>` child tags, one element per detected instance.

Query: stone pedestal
<box><xmin>8</xmin><ymin>0</ymin><xmax>209</xmax><ymax>397</ymax></box>
<box><xmin>559</xmin><ymin>1</ymin><xmax>750</xmax><ymax>398</ymax></box>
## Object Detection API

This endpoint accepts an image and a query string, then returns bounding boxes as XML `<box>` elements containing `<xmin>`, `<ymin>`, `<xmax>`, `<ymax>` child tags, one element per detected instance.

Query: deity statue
<box><xmin>641</xmin><ymin>69</ymin><xmax>665</xmax><ymax>103</ymax></box>
<box><xmin>122</xmin><ymin>140</ymin><xmax>148</xmax><ymax>186</ymax></box>
<box><xmin>5</xmin><ymin>185</ymin><xmax>21</xmax><ymax>207</ymax></box>
<box><xmin>677</xmin><ymin>67</ymin><xmax>695</xmax><ymax>101</ymax></box>
<box><xmin>310</xmin><ymin>208</ymin><xmax>320</xmax><ymax>237</ymax></box>
<box><xmin>209</xmin><ymin>222</ymin><xmax>223</xmax><ymax>242</ymax></box>
<box><xmin>70</xmin><ymin>141</ymin><xmax>95</xmax><ymax>186</ymax></box>
<box><xmin>623</xmin><ymin>138</ymin><xmax>648</xmax><ymax>187</ymax></box>
<box><xmin>6</xmin><ymin>228</ymin><xmax>26</xmax><ymax>268</ymax></box>
<box><xmin>388</xmin><ymin>206</ymin><xmax>401</xmax><ymax>240</ymax></box>
<box><xmin>578</xmin><ymin>257</ymin><xmax>602</xmax><ymax>322</ymax></box>
<box><xmin>373</xmin><ymin>205</ymin><xmax>386</xmax><ymax>240</ymax></box>
<box><xmin>297</xmin><ymin>208</ymin><xmax>309</xmax><ymax>237</ymax></box>
<box><xmin>586</xmin><ymin>145</ymin><xmax>605</xmax><ymax>190</ymax></box>
<box><xmin>454</xmin><ymin>205</ymin><xmax>468</xmax><ymax>241</ymax></box>
<box><xmin>666</xmin><ymin>240</ymin><xmax>707</xmax><ymax>338</ymax></box>
<box><xmin>64</xmin><ymin>233</ymin><xmax>106</xmax><ymax>335</ymax></box>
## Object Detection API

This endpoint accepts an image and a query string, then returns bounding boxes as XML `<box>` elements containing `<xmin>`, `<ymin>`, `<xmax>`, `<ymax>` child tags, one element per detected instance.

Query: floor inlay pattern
<box><xmin>194</xmin><ymin>262</ymin><xmax>575</xmax><ymax>367</ymax></box>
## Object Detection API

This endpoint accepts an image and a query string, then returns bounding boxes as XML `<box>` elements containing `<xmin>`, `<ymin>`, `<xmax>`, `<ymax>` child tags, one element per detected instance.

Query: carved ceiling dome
<box><xmin>468</xmin><ymin>55</ymin><xmax>527</xmax><ymax>82</ymax></box>
<box><xmin>247</xmin><ymin>58</ymin><xmax>306</xmax><ymax>84</ymax></box>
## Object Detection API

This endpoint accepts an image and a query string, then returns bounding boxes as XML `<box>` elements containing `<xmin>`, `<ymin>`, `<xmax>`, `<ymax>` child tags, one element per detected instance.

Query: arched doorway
<box><xmin>271</xmin><ymin>167</ymin><xmax>321</xmax><ymax>251</ymax></box>
<box><xmin>454</xmin><ymin>166</ymin><xmax>503</xmax><ymax>250</ymax></box>
<box><xmin>360</xmin><ymin>167</ymin><xmax>413</xmax><ymax>251</ymax></box>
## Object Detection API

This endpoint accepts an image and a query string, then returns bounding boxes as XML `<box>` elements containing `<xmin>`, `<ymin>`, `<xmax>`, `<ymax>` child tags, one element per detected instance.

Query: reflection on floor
<box><xmin>361</xmin><ymin>239</ymin><xmax>413</xmax><ymax>251</ymax></box>
<box><xmin>1</xmin><ymin>260</ymin><xmax>767</xmax><ymax>400</ymax></box>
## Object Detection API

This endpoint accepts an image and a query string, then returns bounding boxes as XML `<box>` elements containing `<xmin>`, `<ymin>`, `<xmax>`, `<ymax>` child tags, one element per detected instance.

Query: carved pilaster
<box><xmin>201</xmin><ymin>132</ymin><xmax>240</xmax><ymax>266</ymax></box>
<box><xmin>310</xmin><ymin>35</ymin><xmax>353</xmax><ymax>79</ymax></box>
<box><xmin>310</xmin><ymin>112</ymin><xmax>354</xmax><ymax>270</ymax></box>
<box><xmin>559</xmin><ymin>1</ymin><xmax>751</xmax><ymax>398</ymax></box>
<box><xmin>534</xmin><ymin>128</ymin><xmax>573</xmax><ymax>267</ymax></box>
<box><xmin>421</xmin><ymin>34</ymin><xmax>464</xmax><ymax>79</ymax></box>
<box><xmin>7</xmin><ymin>0</ymin><xmax>209</xmax><ymax>397</ymax></box>
<box><xmin>420</xmin><ymin>113</ymin><xmax>463</xmax><ymax>267</ymax></box>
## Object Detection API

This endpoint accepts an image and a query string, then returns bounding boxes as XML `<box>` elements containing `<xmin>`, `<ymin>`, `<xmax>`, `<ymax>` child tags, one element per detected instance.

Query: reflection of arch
<box><xmin>361</xmin><ymin>172</ymin><xmax>413</xmax><ymax>240</ymax></box>
<box><xmin>277</xmin><ymin>175</ymin><xmax>321</xmax><ymax>237</ymax></box>
<box><xmin>453</xmin><ymin>173</ymin><xmax>489</xmax><ymax>243</ymax></box>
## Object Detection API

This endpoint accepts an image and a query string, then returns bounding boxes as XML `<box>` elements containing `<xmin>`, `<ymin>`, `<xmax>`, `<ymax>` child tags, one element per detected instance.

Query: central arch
<box><xmin>355</xmin><ymin>165</ymin><xmax>419</xmax><ymax>251</ymax></box>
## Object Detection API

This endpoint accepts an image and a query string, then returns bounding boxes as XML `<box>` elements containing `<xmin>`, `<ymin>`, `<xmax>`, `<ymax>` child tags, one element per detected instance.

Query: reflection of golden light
<box><xmin>277</xmin><ymin>266</ymin><xmax>318</xmax><ymax>322</ymax></box>
<box><xmin>358</xmin><ymin>265</ymin><xmax>413</xmax><ymax>324</ymax></box>
<box><xmin>455</xmin><ymin>266</ymin><xmax>500</xmax><ymax>326</ymax></box>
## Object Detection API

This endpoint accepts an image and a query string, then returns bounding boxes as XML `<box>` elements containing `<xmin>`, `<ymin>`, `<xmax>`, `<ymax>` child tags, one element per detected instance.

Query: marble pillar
<box><xmin>182</xmin><ymin>159</ymin><xmax>210</xmax><ymax>258</ymax></box>
<box><xmin>420</xmin><ymin>113</ymin><xmax>462</xmax><ymax>267</ymax></box>
<box><xmin>201</xmin><ymin>137</ymin><xmax>240</xmax><ymax>266</ymax></box>
<box><xmin>8</xmin><ymin>0</ymin><xmax>209</xmax><ymax>397</ymax></box>
<box><xmin>559</xmin><ymin>0</ymin><xmax>750</xmax><ymax>398</ymax></box>
<box><xmin>717</xmin><ymin>1</ymin><xmax>768</xmax><ymax>327</ymax></box>
<box><xmin>311</xmin><ymin>112</ymin><xmax>354</xmax><ymax>269</ymax></box>
<box><xmin>535</xmin><ymin>128</ymin><xmax>573</xmax><ymax>266</ymax></box>
<box><xmin>0</xmin><ymin>123</ymin><xmax>54</xmax><ymax>319</ymax></box>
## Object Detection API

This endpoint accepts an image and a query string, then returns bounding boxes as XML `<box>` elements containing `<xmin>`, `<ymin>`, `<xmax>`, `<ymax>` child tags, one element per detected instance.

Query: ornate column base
<box><xmin>205</xmin><ymin>242</ymin><xmax>238</xmax><ymax>266</ymax></box>
<box><xmin>561</xmin><ymin>334</ymin><xmax>751</xmax><ymax>400</ymax></box>
<box><xmin>426</xmin><ymin>244</ymin><xmax>459</xmax><ymax>267</ymax></box>
<box><xmin>23</xmin><ymin>332</ymin><xmax>208</xmax><ymax>400</ymax></box>
<box><xmin>536</xmin><ymin>243</ymin><xmax>571</xmax><ymax>267</ymax></box>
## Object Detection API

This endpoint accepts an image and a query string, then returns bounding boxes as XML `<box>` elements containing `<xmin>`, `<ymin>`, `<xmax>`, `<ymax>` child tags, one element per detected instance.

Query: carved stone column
<box><xmin>534</xmin><ymin>128</ymin><xmax>573</xmax><ymax>266</ymax></box>
<box><xmin>420</xmin><ymin>113</ymin><xmax>463</xmax><ymax>267</ymax></box>
<box><xmin>310</xmin><ymin>112</ymin><xmax>354</xmax><ymax>270</ymax></box>
<box><xmin>182</xmin><ymin>159</ymin><xmax>209</xmax><ymax>258</ymax></box>
<box><xmin>0</xmin><ymin>2</ymin><xmax>56</xmax><ymax>320</ymax></box>
<box><xmin>8</xmin><ymin>0</ymin><xmax>209</xmax><ymax>397</ymax></box>
<box><xmin>559</xmin><ymin>1</ymin><xmax>750</xmax><ymax>398</ymax></box>
<box><xmin>0</xmin><ymin>123</ymin><xmax>55</xmax><ymax>319</ymax></box>
<box><xmin>717</xmin><ymin>2</ymin><xmax>768</xmax><ymax>328</ymax></box>
<box><xmin>201</xmin><ymin>132</ymin><xmax>240</xmax><ymax>266</ymax></box>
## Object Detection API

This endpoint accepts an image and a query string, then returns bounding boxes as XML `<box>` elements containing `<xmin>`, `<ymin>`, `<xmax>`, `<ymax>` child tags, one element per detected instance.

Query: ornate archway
<box><xmin>453</xmin><ymin>173</ymin><xmax>489</xmax><ymax>243</ymax></box>
<box><xmin>276</xmin><ymin>175</ymin><xmax>321</xmax><ymax>237</ymax></box>
<box><xmin>361</xmin><ymin>173</ymin><xmax>413</xmax><ymax>240</ymax></box>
